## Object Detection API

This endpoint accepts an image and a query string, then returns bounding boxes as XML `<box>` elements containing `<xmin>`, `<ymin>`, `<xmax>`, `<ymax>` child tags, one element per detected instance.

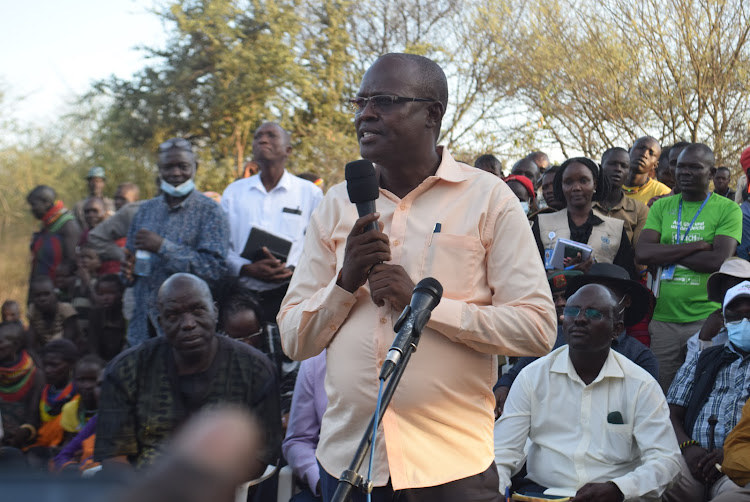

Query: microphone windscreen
<box><xmin>414</xmin><ymin>277</ymin><xmax>443</xmax><ymax>304</ymax></box>
<box><xmin>345</xmin><ymin>160</ymin><xmax>378</xmax><ymax>204</ymax></box>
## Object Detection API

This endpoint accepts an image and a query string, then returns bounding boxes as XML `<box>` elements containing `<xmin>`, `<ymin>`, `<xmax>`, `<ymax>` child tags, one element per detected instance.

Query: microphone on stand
<box><xmin>346</xmin><ymin>160</ymin><xmax>379</xmax><ymax>233</ymax></box>
<box><xmin>379</xmin><ymin>278</ymin><xmax>443</xmax><ymax>381</ymax></box>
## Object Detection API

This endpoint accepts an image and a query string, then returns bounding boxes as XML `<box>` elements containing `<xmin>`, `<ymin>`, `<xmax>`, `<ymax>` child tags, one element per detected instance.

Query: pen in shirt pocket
<box><xmin>429</xmin><ymin>222</ymin><xmax>442</xmax><ymax>246</ymax></box>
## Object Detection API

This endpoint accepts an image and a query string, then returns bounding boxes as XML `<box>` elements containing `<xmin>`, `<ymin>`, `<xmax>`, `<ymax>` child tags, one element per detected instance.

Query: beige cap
<box><xmin>707</xmin><ymin>258</ymin><xmax>750</xmax><ymax>303</ymax></box>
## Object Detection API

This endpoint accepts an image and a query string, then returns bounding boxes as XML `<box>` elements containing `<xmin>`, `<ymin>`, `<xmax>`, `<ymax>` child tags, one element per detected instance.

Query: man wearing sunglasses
<box><xmin>279</xmin><ymin>53</ymin><xmax>556</xmax><ymax>501</ymax></box>
<box><xmin>122</xmin><ymin>138</ymin><xmax>229</xmax><ymax>346</ymax></box>
<box><xmin>494</xmin><ymin>283</ymin><xmax>681</xmax><ymax>501</ymax></box>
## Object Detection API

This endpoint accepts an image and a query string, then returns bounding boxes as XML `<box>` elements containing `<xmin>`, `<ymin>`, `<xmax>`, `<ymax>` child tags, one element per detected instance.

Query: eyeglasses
<box><xmin>347</xmin><ymin>95</ymin><xmax>436</xmax><ymax>114</ymax></box>
<box><xmin>158</xmin><ymin>137</ymin><xmax>193</xmax><ymax>153</ymax></box>
<box><xmin>563</xmin><ymin>306</ymin><xmax>607</xmax><ymax>321</ymax></box>
<box><xmin>235</xmin><ymin>329</ymin><xmax>263</xmax><ymax>345</ymax></box>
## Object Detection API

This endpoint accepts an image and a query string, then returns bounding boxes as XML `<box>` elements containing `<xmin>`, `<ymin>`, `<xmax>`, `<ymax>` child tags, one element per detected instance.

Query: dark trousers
<box><xmin>319</xmin><ymin>462</ymin><xmax>502</xmax><ymax>502</ymax></box>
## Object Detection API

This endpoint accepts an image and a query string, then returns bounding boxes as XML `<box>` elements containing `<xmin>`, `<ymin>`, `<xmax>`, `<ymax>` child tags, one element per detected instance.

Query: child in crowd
<box><xmin>60</xmin><ymin>355</ymin><xmax>104</xmax><ymax>440</ymax></box>
<box><xmin>28</xmin><ymin>339</ymin><xmax>79</xmax><ymax>451</ymax></box>
<box><xmin>0</xmin><ymin>321</ymin><xmax>45</xmax><ymax>449</ymax></box>
<box><xmin>27</xmin><ymin>276</ymin><xmax>81</xmax><ymax>350</ymax></box>
<box><xmin>88</xmin><ymin>275</ymin><xmax>127</xmax><ymax>361</ymax></box>
<box><xmin>53</xmin><ymin>355</ymin><xmax>105</xmax><ymax>472</ymax></box>
<box><xmin>1</xmin><ymin>300</ymin><xmax>21</xmax><ymax>323</ymax></box>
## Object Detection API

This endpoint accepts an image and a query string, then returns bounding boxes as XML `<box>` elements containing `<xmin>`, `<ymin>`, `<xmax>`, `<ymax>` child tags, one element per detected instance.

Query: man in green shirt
<box><xmin>636</xmin><ymin>143</ymin><xmax>742</xmax><ymax>392</ymax></box>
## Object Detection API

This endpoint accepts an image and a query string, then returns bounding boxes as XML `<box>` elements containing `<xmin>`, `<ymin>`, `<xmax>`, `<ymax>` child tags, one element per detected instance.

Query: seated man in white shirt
<box><xmin>494</xmin><ymin>284</ymin><xmax>681</xmax><ymax>501</ymax></box>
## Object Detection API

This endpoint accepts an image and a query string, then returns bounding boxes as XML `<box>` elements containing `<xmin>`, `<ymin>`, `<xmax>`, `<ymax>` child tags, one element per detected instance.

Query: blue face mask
<box><xmin>520</xmin><ymin>201</ymin><xmax>530</xmax><ymax>215</ymax></box>
<box><xmin>160</xmin><ymin>178</ymin><xmax>195</xmax><ymax>197</ymax></box>
<box><xmin>726</xmin><ymin>318</ymin><xmax>750</xmax><ymax>352</ymax></box>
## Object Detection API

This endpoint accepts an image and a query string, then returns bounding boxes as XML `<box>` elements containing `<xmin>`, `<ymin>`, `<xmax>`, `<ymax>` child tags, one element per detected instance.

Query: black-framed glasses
<box><xmin>158</xmin><ymin>137</ymin><xmax>193</xmax><ymax>153</ymax></box>
<box><xmin>563</xmin><ymin>306</ymin><xmax>607</xmax><ymax>321</ymax></box>
<box><xmin>347</xmin><ymin>95</ymin><xmax>436</xmax><ymax>114</ymax></box>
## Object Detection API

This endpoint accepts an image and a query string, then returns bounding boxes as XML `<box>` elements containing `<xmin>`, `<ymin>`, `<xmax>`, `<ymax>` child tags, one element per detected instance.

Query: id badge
<box><xmin>661</xmin><ymin>264</ymin><xmax>676</xmax><ymax>280</ymax></box>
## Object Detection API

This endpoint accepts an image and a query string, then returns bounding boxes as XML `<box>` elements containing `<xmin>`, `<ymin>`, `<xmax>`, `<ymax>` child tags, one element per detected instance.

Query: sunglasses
<box><xmin>563</xmin><ymin>306</ymin><xmax>608</xmax><ymax>321</ymax></box>
<box><xmin>158</xmin><ymin>137</ymin><xmax>193</xmax><ymax>153</ymax></box>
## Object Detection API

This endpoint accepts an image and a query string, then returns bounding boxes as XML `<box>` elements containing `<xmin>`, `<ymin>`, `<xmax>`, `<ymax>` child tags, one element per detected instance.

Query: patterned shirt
<box><xmin>94</xmin><ymin>335</ymin><xmax>281</xmax><ymax>468</ymax></box>
<box><xmin>667</xmin><ymin>344</ymin><xmax>750</xmax><ymax>448</ymax></box>
<box><xmin>125</xmin><ymin>191</ymin><xmax>229</xmax><ymax>346</ymax></box>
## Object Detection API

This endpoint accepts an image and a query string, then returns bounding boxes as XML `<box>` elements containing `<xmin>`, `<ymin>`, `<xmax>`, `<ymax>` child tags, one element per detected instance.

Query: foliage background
<box><xmin>3</xmin><ymin>0</ymin><xmax>750</xmax><ymax>312</ymax></box>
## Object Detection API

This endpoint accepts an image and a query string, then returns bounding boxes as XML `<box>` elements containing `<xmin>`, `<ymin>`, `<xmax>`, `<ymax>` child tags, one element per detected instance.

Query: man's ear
<box><xmin>613</xmin><ymin>320</ymin><xmax>625</xmax><ymax>337</ymax></box>
<box><xmin>425</xmin><ymin>101</ymin><xmax>444</xmax><ymax>130</ymax></box>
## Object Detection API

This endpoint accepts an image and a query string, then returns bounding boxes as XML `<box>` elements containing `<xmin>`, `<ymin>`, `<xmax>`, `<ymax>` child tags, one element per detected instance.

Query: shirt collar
<box><xmin>593</xmin><ymin>192</ymin><xmax>633</xmax><ymax>212</ymax></box>
<box><xmin>249</xmin><ymin>170</ymin><xmax>291</xmax><ymax>194</ymax></box>
<box><xmin>160</xmin><ymin>189</ymin><xmax>198</xmax><ymax>210</ymax></box>
<box><xmin>551</xmin><ymin>346</ymin><xmax>624</xmax><ymax>385</ymax></box>
<box><xmin>432</xmin><ymin>146</ymin><xmax>469</xmax><ymax>183</ymax></box>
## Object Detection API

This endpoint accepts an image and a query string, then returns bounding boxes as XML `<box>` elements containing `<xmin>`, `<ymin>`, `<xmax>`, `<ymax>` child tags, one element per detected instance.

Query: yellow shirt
<box><xmin>278</xmin><ymin>148</ymin><xmax>557</xmax><ymax>489</ymax></box>
<box><xmin>622</xmin><ymin>178</ymin><xmax>672</xmax><ymax>206</ymax></box>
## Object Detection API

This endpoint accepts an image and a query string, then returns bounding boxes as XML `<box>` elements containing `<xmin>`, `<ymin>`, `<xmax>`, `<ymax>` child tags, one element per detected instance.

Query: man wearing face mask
<box><xmin>122</xmin><ymin>139</ymin><xmax>230</xmax><ymax>346</ymax></box>
<box><xmin>663</xmin><ymin>280</ymin><xmax>750</xmax><ymax>502</ymax></box>
<box><xmin>503</xmin><ymin>174</ymin><xmax>537</xmax><ymax>217</ymax></box>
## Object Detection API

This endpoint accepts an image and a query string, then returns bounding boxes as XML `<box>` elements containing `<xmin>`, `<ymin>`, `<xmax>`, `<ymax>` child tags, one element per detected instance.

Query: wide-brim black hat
<box><xmin>564</xmin><ymin>263</ymin><xmax>650</xmax><ymax>327</ymax></box>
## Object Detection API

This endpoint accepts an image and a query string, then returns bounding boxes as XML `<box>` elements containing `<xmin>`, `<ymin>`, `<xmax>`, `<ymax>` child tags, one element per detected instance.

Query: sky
<box><xmin>1</xmin><ymin>0</ymin><xmax>166</xmax><ymax>125</ymax></box>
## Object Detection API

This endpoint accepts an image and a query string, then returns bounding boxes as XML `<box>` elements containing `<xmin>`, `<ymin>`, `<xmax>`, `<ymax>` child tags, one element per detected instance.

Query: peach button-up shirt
<box><xmin>278</xmin><ymin>148</ymin><xmax>556</xmax><ymax>490</ymax></box>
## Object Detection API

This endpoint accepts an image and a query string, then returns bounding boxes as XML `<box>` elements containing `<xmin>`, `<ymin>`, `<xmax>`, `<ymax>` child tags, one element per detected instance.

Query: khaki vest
<box><xmin>538</xmin><ymin>209</ymin><xmax>624</xmax><ymax>268</ymax></box>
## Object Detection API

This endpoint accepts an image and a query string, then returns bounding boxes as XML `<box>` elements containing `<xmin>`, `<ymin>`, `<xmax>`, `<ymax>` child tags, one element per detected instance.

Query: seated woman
<box><xmin>532</xmin><ymin>157</ymin><xmax>637</xmax><ymax>279</ymax></box>
<box><xmin>0</xmin><ymin>321</ymin><xmax>45</xmax><ymax>449</ymax></box>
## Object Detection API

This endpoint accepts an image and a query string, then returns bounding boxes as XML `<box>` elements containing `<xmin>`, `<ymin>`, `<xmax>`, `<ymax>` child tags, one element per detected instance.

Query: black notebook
<box><xmin>240</xmin><ymin>227</ymin><xmax>292</xmax><ymax>262</ymax></box>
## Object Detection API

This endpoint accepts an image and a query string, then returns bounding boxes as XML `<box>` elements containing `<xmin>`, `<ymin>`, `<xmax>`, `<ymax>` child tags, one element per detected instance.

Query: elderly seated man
<box><xmin>494</xmin><ymin>284</ymin><xmax>681</xmax><ymax>501</ymax></box>
<box><xmin>94</xmin><ymin>273</ymin><xmax>281</xmax><ymax>479</ymax></box>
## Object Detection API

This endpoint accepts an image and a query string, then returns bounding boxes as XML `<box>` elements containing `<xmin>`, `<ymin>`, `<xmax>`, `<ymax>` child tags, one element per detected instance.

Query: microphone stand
<box><xmin>331</xmin><ymin>308</ymin><xmax>424</xmax><ymax>502</ymax></box>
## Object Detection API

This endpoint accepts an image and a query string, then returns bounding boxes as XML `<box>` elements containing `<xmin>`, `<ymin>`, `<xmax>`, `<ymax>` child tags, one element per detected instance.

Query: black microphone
<box><xmin>346</xmin><ymin>159</ymin><xmax>379</xmax><ymax>233</ymax></box>
<box><xmin>379</xmin><ymin>278</ymin><xmax>443</xmax><ymax>381</ymax></box>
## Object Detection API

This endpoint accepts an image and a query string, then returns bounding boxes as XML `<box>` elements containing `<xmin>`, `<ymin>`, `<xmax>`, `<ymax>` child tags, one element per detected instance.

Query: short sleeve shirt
<box><xmin>643</xmin><ymin>193</ymin><xmax>742</xmax><ymax>322</ymax></box>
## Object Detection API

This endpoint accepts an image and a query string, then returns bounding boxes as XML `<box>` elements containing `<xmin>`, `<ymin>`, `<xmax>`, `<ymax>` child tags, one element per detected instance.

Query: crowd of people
<box><xmin>1</xmin><ymin>52</ymin><xmax>750</xmax><ymax>502</ymax></box>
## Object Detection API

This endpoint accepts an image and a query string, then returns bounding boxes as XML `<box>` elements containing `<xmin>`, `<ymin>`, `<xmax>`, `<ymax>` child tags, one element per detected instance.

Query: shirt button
<box><xmin>393</xmin><ymin>240</ymin><xmax>400</xmax><ymax>247</ymax></box>
<box><xmin>329</xmin><ymin>324</ymin><xmax>336</xmax><ymax>330</ymax></box>
<box><xmin>399</xmin><ymin>204</ymin><xmax>406</xmax><ymax>210</ymax></box>
<box><xmin>380</xmin><ymin>318</ymin><xmax>387</xmax><ymax>324</ymax></box>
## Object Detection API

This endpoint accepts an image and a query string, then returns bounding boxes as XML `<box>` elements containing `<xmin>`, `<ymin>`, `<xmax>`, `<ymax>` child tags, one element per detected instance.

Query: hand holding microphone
<box><xmin>336</xmin><ymin>160</ymin><xmax>391</xmax><ymax>293</ymax></box>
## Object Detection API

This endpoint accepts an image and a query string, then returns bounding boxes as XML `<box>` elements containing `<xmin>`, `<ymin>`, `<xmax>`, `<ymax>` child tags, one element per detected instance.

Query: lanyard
<box><xmin>676</xmin><ymin>193</ymin><xmax>711</xmax><ymax>244</ymax></box>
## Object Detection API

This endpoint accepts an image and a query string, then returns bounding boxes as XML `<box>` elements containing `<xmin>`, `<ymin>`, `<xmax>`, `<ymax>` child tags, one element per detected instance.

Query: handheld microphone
<box><xmin>345</xmin><ymin>159</ymin><xmax>379</xmax><ymax>233</ymax></box>
<box><xmin>379</xmin><ymin>277</ymin><xmax>443</xmax><ymax>381</ymax></box>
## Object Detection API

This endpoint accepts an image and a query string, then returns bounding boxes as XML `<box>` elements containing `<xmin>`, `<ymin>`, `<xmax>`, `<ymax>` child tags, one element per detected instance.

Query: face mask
<box><xmin>160</xmin><ymin>178</ymin><xmax>195</xmax><ymax>197</ymax></box>
<box><xmin>520</xmin><ymin>201</ymin><xmax>530</xmax><ymax>215</ymax></box>
<box><xmin>726</xmin><ymin>318</ymin><xmax>750</xmax><ymax>352</ymax></box>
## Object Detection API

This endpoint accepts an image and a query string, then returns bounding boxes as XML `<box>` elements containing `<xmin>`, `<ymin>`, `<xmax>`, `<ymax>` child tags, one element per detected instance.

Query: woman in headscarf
<box><xmin>532</xmin><ymin>157</ymin><xmax>637</xmax><ymax>279</ymax></box>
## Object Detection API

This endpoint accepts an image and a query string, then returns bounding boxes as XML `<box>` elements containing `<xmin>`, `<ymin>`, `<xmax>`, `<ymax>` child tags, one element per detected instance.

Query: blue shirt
<box><xmin>126</xmin><ymin>191</ymin><xmax>229</xmax><ymax>346</ymax></box>
<box><xmin>497</xmin><ymin>326</ymin><xmax>659</xmax><ymax>389</ymax></box>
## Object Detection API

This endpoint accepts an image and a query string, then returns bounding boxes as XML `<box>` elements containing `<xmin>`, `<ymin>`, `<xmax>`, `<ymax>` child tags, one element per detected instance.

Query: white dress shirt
<box><xmin>221</xmin><ymin>170</ymin><xmax>323</xmax><ymax>274</ymax></box>
<box><xmin>494</xmin><ymin>346</ymin><xmax>681</xmax><ymax>501</ymax></box>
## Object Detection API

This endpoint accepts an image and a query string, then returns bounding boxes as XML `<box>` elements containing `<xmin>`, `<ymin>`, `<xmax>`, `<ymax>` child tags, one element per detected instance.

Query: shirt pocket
<box><xmin>280</xmin><ymin>210</ymin><xmax>303</xmax><ymax>240</ymax></box>
<box><xmin>421</xmin><ymin>233</ymin><xmax>484</xmax><ymax>299</ymax></box>
<box><xmin>598</xmin><ymin>422</ymin><xmax>635</xmax><ymax>463</ymax></box>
